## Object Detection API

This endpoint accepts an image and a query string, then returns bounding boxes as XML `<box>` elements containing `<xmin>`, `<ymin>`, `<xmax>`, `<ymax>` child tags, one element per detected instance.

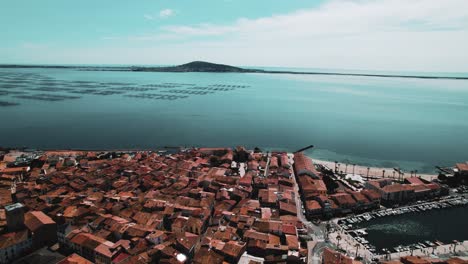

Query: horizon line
<box><xmin>1</xmin><ymin>62</ymin><xmax>467</xmax><ymax>80</ymax></box>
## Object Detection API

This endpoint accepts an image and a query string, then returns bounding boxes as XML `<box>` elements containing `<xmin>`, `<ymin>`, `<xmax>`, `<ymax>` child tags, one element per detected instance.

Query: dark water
<box><xmin>356</xmin><ymin>206</ymin><xmax>468</xmax><ymax>252</ymax></box>
<box><xmin>1</xmin><ymin>68</ymin><xmax>468</xmax><ymax>173</ymax></box>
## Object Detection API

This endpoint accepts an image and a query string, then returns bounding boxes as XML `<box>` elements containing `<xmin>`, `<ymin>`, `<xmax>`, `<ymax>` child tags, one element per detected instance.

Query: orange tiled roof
<box><xmin>57</xmin><ymin>253</ymin><xmax>93</xmax><ymax>264</ymax></box>
<box><xmin>456</xmin><ymin>163</ymin><xmax>468</xmax><ymax>172</ymax></box>
<box><xmin>24</xmin><ymin>211</ymin><xmax>55</xmax><ymax>232</ymax></box>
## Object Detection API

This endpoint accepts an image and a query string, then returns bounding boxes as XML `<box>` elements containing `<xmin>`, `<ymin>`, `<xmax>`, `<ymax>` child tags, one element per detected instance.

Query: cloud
<box><xmin>144</xmin><ymin>9</ymin><xmax>175</xmax><ymax>21</ymax></box>
<box><xmin>154</xmin><ymin>0</ymin><xmax>468</xmax><ymax>71</ymax></box>
<box><xmin>162</xmin><ymin>24</ymin><xmax>238</xmax><ymax>36</ymax></box>
<box><xmin>144</xmin><ymin>14</ymin><xmax>155</xmax><ymax>20</ymax></box>
<box><xmin>101</xmin><ymin>36</ymin><xmax>120</xmax><ymax>40</ymax></box>
<box><xmin>20</xmin><ymin>42</ymin><xmax>50</xmax><ymax>49</ymax></box>
<box><xmin>162</xmin><ymin>0</ymin><xmax>468</xmax><ymax>38</ymax></box>
<box><xmin>30</xmin><ymin>0</ymin><xmax>468</xmax><ymax>71</ymax></box>
<box><xmin>159</xmin><ymin>9</ymin><xmax>174</xmax><ymax>19</ymax></box>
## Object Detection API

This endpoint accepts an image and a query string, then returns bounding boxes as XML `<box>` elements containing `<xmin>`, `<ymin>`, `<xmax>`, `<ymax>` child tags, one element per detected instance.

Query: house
<box><xmin>305</xmin><ymin>200</ymin><xmax>322</xmax><ymax>218</ymax></box>
<box><xmin>349</xmin><ymin>191</ymin><xmax>375</xmax><ymax>211</ymax></box>
<box><xmin>185</xmin><ymin>216</ymin><xmax>205</xmax><ymax>235</ymax></box>
<box><xmin>264</xmin><ymin>244</ymin><xmax>289</xmax><ymax>256</ymax></box>
<box><xmin>400</xmin><ymin>256</ymin><xmax>432</xmax><ymax>264</ymax></box>
<box><xmin>366</xmin><ymin>178</ymin><xmax>442</xmax><ymax>205</ymax></box>
<box><xmin>244</xmin><ymin>229</ymin><xmax>280</xmax><ymax>245</ymax></box>
<box><xmin>285</xmin><ymin>234</ymin><xmax>299</xmax><ymax>251</ymax></box>
<box><xmin>0</xmin><ymin>230</ymin><xmax>32</xmax><ymax>264</ymax></box>
<box><xmin>298</xmin><ymin>176</ymin><xmax>327</xmax><ymax>199</ymax></box>
<box><xmin>293</xmin><ymin>153</ymin><xmax>320</xmax><ymax>179</ymax></box>
<box><xmin>175</xmin><ymin>232</ymin><xmax>199</xmax><ymax>260</ymax></box>
<box><xmin>314</xmin><ymin>195</ymin><xmax>340</xmax><ymax>217</ymax></box>
<box><xmin>361</xmin><ymin>189</ymin><xmax>381</xmax><ymax>207</ymax></box>
<box><xmin>0</xmin><ymin>166</ymin><xmax>30</xmax><ymax>179</ymax></box>
<box><xmin>258</xmin><ymin>189</ymin><xmax>277</xmax><ymax>207</ymax></box>
<box><xmin>193</xmin><ymin>246</ymin><xmax>224</xmax><ymax>264</ymax></box>
<box><xmin>217</xmin><ymin>241</ymin><xmax>246</xmax><ymax>263</ymax></box>
<box><xmin>94</xmin><ymin>240</ymin><xmax>123</xmax><ymax>264</ymax></box>
<box><xmin>455</xmin><ymin>163</ymin><xmax>468</xmax><ymax>177</ymax></box>
<box><xmin>279</xmin><ymin>201</ymin><xmax>297</xmax><ymax>216</ymax></box>
<box><xmin>24</xmin><ymin>211</ymin><xmax>57</xmax><ymax>247</ymax></box>
<box><xmin>322</xmin><ymin>247</ymin><xmax>361</xmax><ymax>264</ymax></box>
<box><xmin>171</xmin><ymin>216</ymin><xmax>189</xmax><ymax>234</ymax></box>
<box><xmin>5</xmin><ymin>203</ymin><xmax>25</xmax><ymax>231</ymax></box>
<box><xmin>269</xmin><ymin>157</ymin><xmax>279</xmax><ymax>169</ymax></box>
<box><xmin>330</xmin><ymin>193</ymin><xmax>357</xmax><ymax>214</ymax></box>
<box><xmin>280</xmin><ymin>154</ymin><xmax>290</xmax><ymax>169</ymax></box>
<box><xmin>57</xmin><ymin>253</ymin><xmax>93</xmax><ymax>264</ymax></box>
<box><xmin>0</xmin><ymin>189</ymin><xmax>13</xmax><ymax>208</ymax></box>
<box><xmin>145</xmin><ymin>230</ymin><xmax>166</xmax><ymax>245</ymax></box>
<box><xmin>68</xmin><ymin>232</ymin><xmax>117</xmax><ymax>262</ymax></box>
<box><xmin>366</xmin><ymin>179</ymin><xmax>413</xmax><ymax>204</ymax></box>
<box><xmin>246</xmin><ymin>239</ymin><xmax>267</xmax><ymax>257</ymax></box>
<box><xmin>380</xmin><ymin>184</ymin><xmax>414</xmax><ymax>203</ymax></box>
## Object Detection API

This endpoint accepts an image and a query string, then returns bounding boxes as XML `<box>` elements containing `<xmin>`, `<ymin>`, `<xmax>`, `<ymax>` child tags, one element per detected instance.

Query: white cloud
<box><xmin>163</xmin><ymin>24</ymin><xmax>238</xmax><ymax>36</ymax></box>
<box><xmin>163</xmin><ymin>0</ymin><xmax>468</xmax><ymax>37</ymax></box>
<box><xmin>144</xmin><ymin>14</ymin><xmax>155</xmax><ymax>20</ymax></box>
<box><xmin>20</xmin><ymin>42</ymin><xmax>50</xmax><ymax>49</ymax></box>
<box><xmin>26</xmin><ymin>0</ymin><xmax>468</xmax><ymax>71</ymax></box>
<box><xmin>153</xmin><ymin>0</ymin><xmax>468</xmax><ymax>71</ymax></box>
<box><xmin>159</xmin><ymin>9</ymin><xmax>174</xmax><ymax>19</ymax></box>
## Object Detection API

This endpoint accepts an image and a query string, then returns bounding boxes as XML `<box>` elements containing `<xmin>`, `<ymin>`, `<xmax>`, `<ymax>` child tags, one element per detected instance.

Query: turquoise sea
<box><xmin>1</xmin><ymin>67</ymin><xmax>468</xmax><ymax>173</ymax></box>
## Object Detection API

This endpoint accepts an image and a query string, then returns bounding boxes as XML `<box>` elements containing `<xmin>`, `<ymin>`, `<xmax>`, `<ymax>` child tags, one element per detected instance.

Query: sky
<box><xmin>1</xmin><ymin>0</ymin><xmax>468</xmax><ymax>72</ymax></box>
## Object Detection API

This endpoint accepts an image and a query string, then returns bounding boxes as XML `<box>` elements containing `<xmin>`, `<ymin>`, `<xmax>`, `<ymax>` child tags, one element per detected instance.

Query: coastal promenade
<box><xmin>314</xmin><ymin>159</ymin><xmax>438</xmax><ymax>181</ymax></box>
<box><xmin>382</xmin><ymin>240</ymin><xmax>468</xmax><ymax>261</ymax></box>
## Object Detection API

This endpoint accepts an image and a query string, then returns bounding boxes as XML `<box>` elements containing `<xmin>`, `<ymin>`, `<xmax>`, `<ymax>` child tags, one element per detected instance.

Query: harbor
<box><xmin>329</xmin><ymin>194</ymin><xmax>468</xmax><ymax>261</ymax></box>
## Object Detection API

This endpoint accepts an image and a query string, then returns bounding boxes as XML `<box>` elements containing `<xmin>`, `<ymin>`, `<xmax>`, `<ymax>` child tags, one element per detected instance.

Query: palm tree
<box><xmin>382</xmin><ymin>169</ymin><xmax>386</xmax><ymax>178</ymax></box>
<box><xmin>334</xmin><ymin>161</ymin><xmax>338</xmax><ymax>173</ymax></box>
<box><xmin>453</xmin><ymin>240</ymin><xmax>460</xmax><ymax>254</ymax></box>
<box><xmin>355</xmin><ymin>243</ymin><xmax>361</xmax><ymax>258</ymax></box>
<box><xmin>352</xmin><ymin>164</ymin><xmax>356</xmax><ymax>175</ymax></box>
<box><xmin>366</xmin><ymin>167</ymin><xmax>370</xmax><ymax>180</ymax></box>
<box><xmin>386</xmin><ymin>249</ymin><xmax>391</xmax><ymax>260</ymax></box>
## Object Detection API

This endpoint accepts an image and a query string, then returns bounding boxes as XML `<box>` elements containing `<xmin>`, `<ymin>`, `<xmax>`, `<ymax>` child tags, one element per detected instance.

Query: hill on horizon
<box><xmin>131</xmin><ymin>61</ymin><xmax>257</xmax><ymax>73</ymax></box>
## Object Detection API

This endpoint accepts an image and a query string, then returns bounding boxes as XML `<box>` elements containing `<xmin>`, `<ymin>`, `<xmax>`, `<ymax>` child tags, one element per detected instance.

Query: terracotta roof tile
<box><xmin>24</xmin><ymin>211</ymin><xmax>56</xmax><ymax>232</ymax></box>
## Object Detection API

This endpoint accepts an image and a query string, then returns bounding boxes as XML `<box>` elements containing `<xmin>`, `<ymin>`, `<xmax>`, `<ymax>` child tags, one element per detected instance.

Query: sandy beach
<box><xmin>313</xmin><ymin>159</ymin><xmax>438</xmax><ymax>182</ymax></box>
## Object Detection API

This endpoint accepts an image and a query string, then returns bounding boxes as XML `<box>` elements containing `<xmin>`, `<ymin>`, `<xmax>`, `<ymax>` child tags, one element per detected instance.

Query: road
<box><xmin>264</xmin><ymin>153</ymin><xmax>271</xmax><ymax>177</ymax></box>
<box><xmin>288</xmin><ymin>153</ymin><xmax>328</xmax><ymax>264</ymax></box>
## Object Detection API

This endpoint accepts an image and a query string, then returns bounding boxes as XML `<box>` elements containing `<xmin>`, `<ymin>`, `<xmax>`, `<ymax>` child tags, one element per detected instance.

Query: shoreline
<box><xmin>1</xmin><ymin>64</ymin><xmax>467</xmax><ymax>80</ymax></box>
<box><xmin>313</xmin><ymin>158</ymin><xmax>438</xmax><ymax>181</ymax></box>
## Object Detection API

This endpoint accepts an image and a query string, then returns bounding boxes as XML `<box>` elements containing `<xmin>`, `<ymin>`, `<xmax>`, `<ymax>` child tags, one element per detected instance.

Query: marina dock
<box><xmin>329</xmin><ymin>195</ymin><xmax>468</xmax><ymax>261</ymax></box>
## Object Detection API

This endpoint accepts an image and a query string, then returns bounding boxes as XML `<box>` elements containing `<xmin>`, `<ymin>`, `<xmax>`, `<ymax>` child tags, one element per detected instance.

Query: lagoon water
<box><xmin>1</xmin><ymin>68</ymin><xmax>468</xmax><ymax>173</ymax></box>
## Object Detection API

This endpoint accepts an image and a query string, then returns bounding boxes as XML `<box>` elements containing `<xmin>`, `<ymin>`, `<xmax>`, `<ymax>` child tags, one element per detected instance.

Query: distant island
<box><xmin>1</xmin><ymin>61</ymin><xmax>467</xmax><ymax>80</ymax></box>
<box><xmin>131</xmin><ymin>61</ymin><xmax>256</xmax><ymax>73</ymax></box>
